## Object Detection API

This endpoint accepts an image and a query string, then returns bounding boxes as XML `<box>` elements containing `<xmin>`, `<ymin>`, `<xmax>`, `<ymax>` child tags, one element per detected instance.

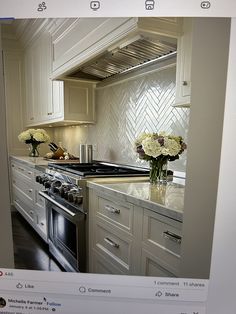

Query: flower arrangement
<box><xmin>134</xmin><ymin>132</ymin><xmax>187</xmax><ymax>184</ymax></box>
<box><xmin>18</xmin><ymin>129</ymin><xmax>50</xmax><ymax>157</ymax></box>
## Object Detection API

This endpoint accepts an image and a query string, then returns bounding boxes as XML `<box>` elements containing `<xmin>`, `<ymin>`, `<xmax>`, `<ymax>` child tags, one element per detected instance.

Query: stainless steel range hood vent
<box><xmin>68</xmin><ymin>36</ymin><xmax>177</xmax><ymax>81</ymax></box>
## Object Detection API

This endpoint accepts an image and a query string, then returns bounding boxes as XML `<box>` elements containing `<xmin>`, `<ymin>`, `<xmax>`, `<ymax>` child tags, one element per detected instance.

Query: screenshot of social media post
<box><xmin>0</xmin><ymin>2</ymin><xmax>234</xmax><ymax>313</ymax></box>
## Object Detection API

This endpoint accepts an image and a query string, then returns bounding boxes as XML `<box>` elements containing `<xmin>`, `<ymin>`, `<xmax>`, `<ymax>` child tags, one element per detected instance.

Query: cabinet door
<box><xmin>25</xmin><ymin>31</ymin><xmax>53</xmax><ymax>125</ymax></box>
<box><xmin>25</xmin><ymin>48</ymin><xmax>35</xmax><ymax>125</ymax></box>
<box><xmin>39</xmin><ymin>32</ymin><xmax>53</xmax><ymax>122</ymax></box>
<box><xmin>50</xmin><ymin>80</ymin><xmax>64</xmax><ymax>120</ymax></box>
<box><xmin>64</xmin><ymin>80</ymin><xmax>95</xmax><ymax>123</ymax></box>
<box><xmin>175</xmin><ymin>18</ymin><xmax>192</xmax><ymax>107</ymax></box>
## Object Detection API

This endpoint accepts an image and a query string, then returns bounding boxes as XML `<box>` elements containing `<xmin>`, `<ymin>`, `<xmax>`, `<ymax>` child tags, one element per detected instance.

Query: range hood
<box><xmin>67</xmin><ymin>35</ymin><xmax>177</xmax><ymax>82</ymax></box>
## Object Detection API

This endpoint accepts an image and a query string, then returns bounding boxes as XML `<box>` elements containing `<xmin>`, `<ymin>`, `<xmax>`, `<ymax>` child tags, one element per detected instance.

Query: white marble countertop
<box><xmin>10</xmin><ymin>156</ymin><xmax>184</xmax><ymax>221</ymax></box>
<box><xmin>87</xmin><ymin>179</ymin><xmax>185</xmax><ymax>222</ymax></box>
<box><xmin>10</xmin><ymin>156</ymin><xmax>49</xmax><ymax>167</ymax></box>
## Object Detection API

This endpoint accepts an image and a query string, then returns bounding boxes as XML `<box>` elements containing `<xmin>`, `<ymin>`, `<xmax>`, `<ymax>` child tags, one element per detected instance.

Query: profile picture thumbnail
<box><xmin>0</xmin><ymin>297</ymin><xmax>6</xmax><ymax>308</ymax></box>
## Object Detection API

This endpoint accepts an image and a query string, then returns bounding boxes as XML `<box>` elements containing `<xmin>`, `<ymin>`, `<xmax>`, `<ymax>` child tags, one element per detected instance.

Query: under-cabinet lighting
<box><xmin>172</xmin><ymin>103</ymin><xmax>190</xmax><ymax>108</ymax></box>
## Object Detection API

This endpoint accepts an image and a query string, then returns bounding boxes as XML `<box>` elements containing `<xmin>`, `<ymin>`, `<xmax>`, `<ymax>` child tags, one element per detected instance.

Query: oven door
<box><xmin>39</xmin><ymin>191</ymin><xmax>86</xmax><ymax>272</ymax></box>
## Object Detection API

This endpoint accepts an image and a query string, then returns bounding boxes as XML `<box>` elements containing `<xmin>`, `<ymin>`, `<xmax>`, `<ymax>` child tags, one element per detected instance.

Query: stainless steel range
<box><xmin>37</xmin><ymin>162</ymin><xmax>149</xmax><ymax>273</ymax></box>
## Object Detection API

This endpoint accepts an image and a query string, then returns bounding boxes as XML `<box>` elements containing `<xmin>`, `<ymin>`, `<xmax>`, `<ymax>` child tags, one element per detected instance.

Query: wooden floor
<box><xmin>11</xmin><ymin>211</ymin><xmax>63</xmax><ymax>272</ymax></box>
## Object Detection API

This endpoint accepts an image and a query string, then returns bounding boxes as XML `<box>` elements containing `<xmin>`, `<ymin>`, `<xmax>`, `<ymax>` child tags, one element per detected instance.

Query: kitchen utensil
<box><xmin>50</xmin><ymin>142</ymin><xmax>59</xmax><ymax>149</ymax></box>
<box><xmin>79</xmin><ymin>144</ymin><xmax>86</xmax><ymax>163</ymax></box>
<box><xmin>48</xmin><ymin>143</ymin><xmax>58</xmax><ymax>152</ymax></box>
<box><xmin>85</xmin><ymin>144</ymin><xmax>93</xmax><ymax>163</ymax></box>
<box><xmin>53</xmin><ymin>147</ymin><xmax>65</xmax><ymax>159</ymax></box>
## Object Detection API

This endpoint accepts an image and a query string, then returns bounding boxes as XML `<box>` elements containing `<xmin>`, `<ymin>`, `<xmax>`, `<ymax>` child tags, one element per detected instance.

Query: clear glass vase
<box><xmin>149</xmin><ymin>158</ymin><xmax>168</xmax><ymax>185</ymax></box>
<box><xmin>29</xmin><ymin>143</ymin><xmax>40</xmax><ymax>157</ymax></box>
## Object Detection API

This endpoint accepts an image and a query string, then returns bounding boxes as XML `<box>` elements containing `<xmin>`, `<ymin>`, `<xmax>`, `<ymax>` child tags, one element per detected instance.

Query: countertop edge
<box><xmin>10</xmin><ymin>156</ymin><xmax>49</xmax><ymax>168</ymax></box>
<box><xmin>87</xmin><ymin>181</ymin><xmax>183</xmax><ymax>223</ymax></box>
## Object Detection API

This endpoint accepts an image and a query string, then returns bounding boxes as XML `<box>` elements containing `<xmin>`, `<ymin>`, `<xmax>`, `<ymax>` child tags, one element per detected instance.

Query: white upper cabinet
<box><xmin>174</xmin><ymin>18</ymin><xmax>193</xmax><ymax>108</ymax></box>
<box><xmin>45</xmin><ymin>79</ymin><xmax>96</xmax><ymax>126</ymax></box>
<box><xmin>22</xmin><ymin>17</ymin><xmax>183</xmax><ymax>126</ymax></box>
<box><xmin>24</xmin><ymin>31</ymin><xmax>53</xmax><ymax>126</ymax></box>
<box><xmin>51</xmin><ymin>17</ymin><xmax>183</xmax><ymax>79</ymax></box>
<box><xmin>24</xmin><ymin>28</ymin><xmax>95</xmax><ymax>127</ymax></box>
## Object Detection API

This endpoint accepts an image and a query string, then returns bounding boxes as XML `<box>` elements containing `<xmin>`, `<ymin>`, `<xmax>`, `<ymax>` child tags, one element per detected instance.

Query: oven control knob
<box><xmin>64</xmin><ymin>190</ymin><xmax>69</xmax><ymax>200</ymax></box>
<box><xmin>68</xmin><ymin>192</ymin><xmax>74</xmax><ymax>203</ymax></box>
<box><xmin>36</xmin><ymin>175</ymin><xmax>44</xmax><ymax>184</ymax></box>
<box><xmin>59</xmin><ymin>186</ymin><xmax>68</xmax><ymax>198</ymax></box>
<box><xmin>51</xmin><ymin>180</ymin><xmax>62</xmax><ymax>193</ymax></box>
<box><xmin>59</xmin><ymin>187</ymin><xmax>65</xmax><ymax>198</ymax></box>
<box><xmin>35</xmin><ymin>175</ymin><xmax>41</xmax><ymax>183</ymax></box>
<box><xmin>44</xmin><ymin>180</ymin><xmax>52</xmax><ymax>189</ymax></box>
<box><xmin>41</xmin><ymin>176</ymin><xmax>48</xmax><ymax>184</ymax></box>
<box><xmin>75</xmin><ymin>195</ymin><xmax>83</xmax><ymax>205</ymax></box>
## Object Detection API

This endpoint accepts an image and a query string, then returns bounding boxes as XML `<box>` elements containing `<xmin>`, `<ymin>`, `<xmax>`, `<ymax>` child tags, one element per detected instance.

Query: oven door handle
<box><xmin>39</xmin><ymin>191</ymin><xmax>76</xmax><ymax>217</ymax></box>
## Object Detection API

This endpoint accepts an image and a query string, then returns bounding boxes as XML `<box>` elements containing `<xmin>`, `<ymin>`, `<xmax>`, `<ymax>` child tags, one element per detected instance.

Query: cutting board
<box><xmin>44</xmin><ymin>158</ymin><xmax>80</xmax><ymax>163</ymax></box>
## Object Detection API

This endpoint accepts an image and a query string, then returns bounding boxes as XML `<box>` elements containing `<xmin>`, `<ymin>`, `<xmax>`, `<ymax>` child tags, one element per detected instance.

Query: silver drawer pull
<box><xmin>28</xmin><ymin>189</ymin><xmax>33</xmax><ymax>193</ymax></box>
<box><xmin>104</xmin><ymin>237</ymin><xmax>120</xmax><ymax>248</ymax></box>
<box><xmin>47</xmin><ymin>112</ymin><xmax>53</xmax><ymax>115</ymax></box>
<box><xmin>28</xmin><ymin>171</ymin><xmax>32</xmax><ymax>175</ymax></box>
<box><xmin>105</xmin><ymin>205</ymin><xmax>120</xmax><ymax>214</ymax></box>
<box><xmin>163</xmin><ymin>231</ymin><xmax>182</xmax><ymax>244</ymax></box>
<box><xmin>40</xmin><ymin>222</ymin><xmax>44</xmax><ymax>226</ymax></box>
<box><xmin>30</xmin><ymin>210</ymin><xmax>34</xmax><ymax>215</ymax></box>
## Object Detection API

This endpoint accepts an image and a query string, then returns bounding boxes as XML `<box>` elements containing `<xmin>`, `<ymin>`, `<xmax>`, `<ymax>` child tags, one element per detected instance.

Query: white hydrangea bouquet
<box><xmin>18</xmin><ymin>129</ymin><xmax>50</xmax><ymax>157</ymax></box>
<box><xmin>134</xmin><ymin>132</ymin><xmax>187</xmax><ymax>184</ymax></box>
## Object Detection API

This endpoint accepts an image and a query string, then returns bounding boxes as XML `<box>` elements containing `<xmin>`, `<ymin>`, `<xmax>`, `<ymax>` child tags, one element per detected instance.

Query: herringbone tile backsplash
<box><xmin>54</xmin><ymin>64</ymin><xmax>189</xmax><ymax>172</ymax></box>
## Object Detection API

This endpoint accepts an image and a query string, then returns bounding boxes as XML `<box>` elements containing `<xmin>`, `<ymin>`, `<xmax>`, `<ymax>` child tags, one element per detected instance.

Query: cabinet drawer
<box><xmin>97</xmin><ymin>195</ymin><xmax>134</xmax><ymax>234</ymax></box>
<box><xmin>143</xmin><ymin>209</ymin><xmax>182</xmax><ymax>256</ymax></box>
<box><xmin>12</xmin><ymin>174</ymin><xmax>34</xmax><ymax>202</ymax></box>
<box><xmin>141</xmin><ymin>249</ymin><xmax>176</xmax><ymax>277</ymax></box>
<box><xmin>91</xmin><ymin>250</ymin><xmax>126</xmax><ymax>275</ymax></box>
<box><xmin>12</xmin><ymin>188</ymin><xmax>34</xmax><ymax>222</ymax></box>
<box><xmin>35</xmin><ymin>206</ymin><xmax>47</xmax><ymax>237</ymax></box>
<box><xmin>35</xmin><ymin>189</ymin><xmax>45</xmax><ymax>208</ymax></box>
<box><xmin>11</xmin><ymin>162</ymin><xmax>34</xmax><ymax>182</ymax></box>
<box><xmin>94</xmin><ymin>222</ymin><xmax>132</xmax><ymax>271</ymax></box>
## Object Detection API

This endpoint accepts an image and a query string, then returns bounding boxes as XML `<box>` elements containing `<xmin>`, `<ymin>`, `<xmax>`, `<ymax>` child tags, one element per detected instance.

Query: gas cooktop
<box><xmin>48</xmin><ymin>162</ymin><xmax>149</xmax><ymax>177</ymax></box>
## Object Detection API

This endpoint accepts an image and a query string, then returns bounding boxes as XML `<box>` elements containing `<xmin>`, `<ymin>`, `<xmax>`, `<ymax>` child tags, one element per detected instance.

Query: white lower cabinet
<box><xmin>10</xmin><ymin>160</ymin><xmax>48</xmax><ymax>242</ymax></box>
<box><xmin>141</xmin><ymin>209</ymin><xmax>182</xmax><ymax>277</ymax></box>
<box><xmin>89</xmin><ymin>190</ymin><xmax>138</xmax><ymax>275</ymax></box>
<box><xmin>91</xmin><ymin>250</ymin><xmax>127</xmax><ymax>275</ymax></box>
<box><xmin>89</xmin><ymin>188</ymin><xmax>182</xmax><ymax>276</ymax></box>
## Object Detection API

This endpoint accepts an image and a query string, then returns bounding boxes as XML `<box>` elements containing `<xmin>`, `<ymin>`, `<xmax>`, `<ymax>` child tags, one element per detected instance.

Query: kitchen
<box><xmin>0</xmin><ymin>17</ymin><xmax>230</xmax><ymax>279</ymax></box>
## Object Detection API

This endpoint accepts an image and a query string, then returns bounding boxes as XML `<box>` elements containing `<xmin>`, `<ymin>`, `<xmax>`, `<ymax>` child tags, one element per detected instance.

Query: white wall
<box><xmin>207</xmin><ymin>18</ymin><xmax>236</xmax><ymax>313</ymax></box>
<box><xmin>180</xmin><ymin>18</ymin><xmax>231</xmax><ymax>278</ymax></box>
<box><xmin>0</xmin><ymin>25</ymin><xmax>14</xmax><ymax>268</ymax></box>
